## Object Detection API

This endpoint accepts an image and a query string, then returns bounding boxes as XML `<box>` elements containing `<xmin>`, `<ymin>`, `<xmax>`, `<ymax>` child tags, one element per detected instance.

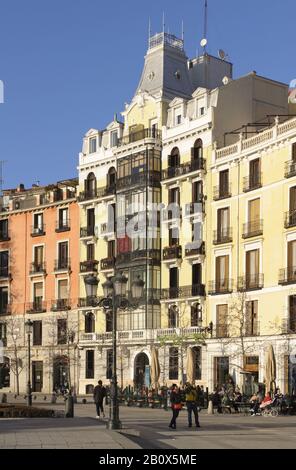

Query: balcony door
<box><xmin>216</xmin><ymin>305</ymin><xmax>228</xmax><ymax>338</ymax></box>
<box><xmin>219</xmin><ymin>170</ymin><xmax>229</xmax><ymax>196</ymax></box>
<box><xmin>246</xmin><ymin>249</ymin><xmax>259</xmax><ymax>287</ymax></box>
<box><xmin>34</xmin><ymin>246</ymin><xmax>43</xmax><ymax>268</ymax></box>
<box><xmin>87</xmin><ymin>208</ymin><xmax>95</xmax><ymax>231</ymax></box>
<box><xmin>217</xmin><ymin>208</ymin><xmax>229</xmax><ymax>239</ymax></box>
<box><xmin>169</xmin><ymin>267</ymin><xmax>179</xmax><ymax>298</ymax></box>
<box><xmin>289</xmin><ymin>187</ymin><xmax>296</xmax><ymax>226</ymax></box>
<box><xmin>248</xmin><ymin>198</ymin><xmax>260</xmax><ymax>223</ymax></box>
<box><xmin>288</xmin><ymin>241</ymin><xmax>296</xmax><ymax>282</ymax></box>
<box><xmin>250</xmin><ymin>158</ymin><xmax>261</xmax><ymax>186</ymax></box>
<box><xmin>192</xmin><ymin>181</ymin><xmax>203</xmax><ymax>203</ymax></box>
<box><xmin>216</xmin><ymin>255</ymin><xmax>229</xmax><ymax>290</ymax></box>
<box><xmin>33</xmin><ymin>282</ymin><xmax>43</xmax><ymax>309</ymax></box>
<box><xmin>58</xmin><ymin>242</ymin><xmax>68</xmax><ymax>269</ymax></box>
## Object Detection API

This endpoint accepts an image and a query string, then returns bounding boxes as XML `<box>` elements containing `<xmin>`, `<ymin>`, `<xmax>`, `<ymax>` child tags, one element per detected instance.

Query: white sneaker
<box><xmin>96</xmin><ymin>415</ymin><xmax>100</xmax><ymax>419</ymax></box>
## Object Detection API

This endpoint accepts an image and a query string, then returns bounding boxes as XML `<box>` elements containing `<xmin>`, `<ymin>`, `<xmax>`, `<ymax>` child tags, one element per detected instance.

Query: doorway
<box><xmin>32</xmin><ymin>361</ymin><xmax>43</xmax><ymax>392</ymax></box>
<box><xmin>134</xmin><ymin>352</ymin><xmax>149</xmax><ymax>389</ymax></box>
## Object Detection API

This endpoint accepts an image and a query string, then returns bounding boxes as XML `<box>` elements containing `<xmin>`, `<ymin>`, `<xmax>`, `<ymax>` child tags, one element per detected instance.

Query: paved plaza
<box><xmin>0</xmin><ymin>404</ymin><xmax>296</xmax><ymax>449</ymax></box>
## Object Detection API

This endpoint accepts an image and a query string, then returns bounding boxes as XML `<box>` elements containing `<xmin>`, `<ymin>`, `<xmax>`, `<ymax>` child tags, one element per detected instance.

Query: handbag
<box><xmin>173</xmin><ymin>403</ymin><xmax>183</xmax><ymax>410</ymax></box>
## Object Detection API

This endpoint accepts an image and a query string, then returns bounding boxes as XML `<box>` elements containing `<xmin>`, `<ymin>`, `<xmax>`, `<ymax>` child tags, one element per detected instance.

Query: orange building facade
<box><xmin>0</xmin><ymin>179</ymin><xmax>80</xmax><ymax>395</ymax></box>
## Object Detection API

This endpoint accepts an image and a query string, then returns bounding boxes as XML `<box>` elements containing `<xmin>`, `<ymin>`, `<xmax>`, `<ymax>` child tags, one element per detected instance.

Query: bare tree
<box><xmin>5</xmin><ymin>315</ymin><xmax>26</xmax><ymax>395</ymax></box>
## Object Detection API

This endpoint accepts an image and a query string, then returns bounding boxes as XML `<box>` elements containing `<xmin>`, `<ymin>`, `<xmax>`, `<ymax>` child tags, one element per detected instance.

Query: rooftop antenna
<box><xmin>148</xmin><ymin>17</ymin><xmax>151</xmax><ymax>44</ymax></box>
<box><xmin>0</xmin><ymin>161</ymin><xmax>6</xmax><ymax>196</ymax></box>
<box><xmin>200</xmin><ymin>0</ymin><xmax>208</xmax><ymax>54</ymax></box>
<box><xmin>162</xmin><ymin>11</ymin><xmax>165</xmax><ymax>33</ymax></box>
<box><xmin>182</xmin><ymin>20</ymin><xmax>184</xmax><ymax>41</ymax></box>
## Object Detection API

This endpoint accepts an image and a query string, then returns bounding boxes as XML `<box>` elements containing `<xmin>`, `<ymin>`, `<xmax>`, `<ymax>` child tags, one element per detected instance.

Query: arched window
<box><xmin>107</xmin><ymin>167</ymin><xmax>116</xmax><ymax>189</ymax></box>
<box><xmin>169</xmin><ymin>147</ymin><xmax>180</xmax><ymax>168</ymax></box>
<box><xmin>85</xmin><ymin>172</ymin><xmax>97</xmax><ymax>196</ymax></box>
<box><xmin>168</xmin><ymin>305</ymin><xmax>178</xmax><ymax>328</ymax></box>
<box><xmin>192</xmin><ymin>346</ymin><xmax>202</xmax><ymax>380</ymax></box>
<box><xmin>192</xmin><ymin>139</ymin><xmax>203</xmax><ymax>160</ymax></box>
<box><xmin>85</xmin><ymin>312</ymin><xmax>95</xmax><ymax>333</ymax></box>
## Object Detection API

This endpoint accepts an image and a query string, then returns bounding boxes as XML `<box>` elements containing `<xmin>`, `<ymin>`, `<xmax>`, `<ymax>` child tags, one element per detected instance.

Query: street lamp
<box><xmin>25</xmin><ymin>319</ymin><xmax>33</xmax><ymax>407</ymax></box>
<box><xmin>84</xmin><ymin>272</ymin><xmax>144</xmax><ymax>430</ymax></box>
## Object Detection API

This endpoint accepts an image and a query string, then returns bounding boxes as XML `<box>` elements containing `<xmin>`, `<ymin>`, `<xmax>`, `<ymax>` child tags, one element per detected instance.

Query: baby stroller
<box><xmin>258</xmin><ymin>397</ymin><xmax>279</xmax><ymax>417</ymax></box>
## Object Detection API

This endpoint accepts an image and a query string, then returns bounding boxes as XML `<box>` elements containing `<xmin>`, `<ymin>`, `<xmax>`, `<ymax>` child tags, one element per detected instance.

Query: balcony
<box><xmin>80</xmin><ymin>260</ymin><xmax>99</xmax><ymax>273</ymax></box>
<box><xmin>244</xmin><ymin>321</ymin><xmax>260</xmax><ymax>337</ymax></box>
<box><xmin>281</xmin><ymin>317</ymin><xmax>296</xmax><ymax>334</ymax></box>
<box><xmin>31</xmin><ymin>225</ymin><xmax>46</xmax><ymax>237</ymax></box>
<box><xmin>162</xmin><ymin>207</ymin><xmax>182</xmax><ymax>222</ymax></box>
<box><xmin>237</xmin><ymin>274</ymin><xmax>264</xmax><ymax>291</ymax></box>
<box><xmin>162</xmin><ymin>158</ymin><xmax>206</xmax><ymax>181</ymax></box>
<box><xmin>101</xmin><ymin>257</ymin><xmax>116</xmax><ymax>271</ymax></box>
<box><xmin>213</xmin><ymin>228</ymin><xmax>233</xmax><ymax>245</ymax></box>
<box><xmin>243</xmin><ymin>174</ymin><xmax>262</xmax><ymax>192</ymax></box>
<box><xmin>0</xmin><ymin>267</ymin><xmax>9</xmax><ymax>278</ymax></box>
<box><xmin>279</xmin><ymin>267</ymin><xmax>296</xmax><ymax>285</ymax></box>
<box><xmin>54</xmin><ymin>258</ymin><xmax>71</xmax><ymax>271</ymax></box>
<box><xmin>29</xmin><ymin>262</ymin><xmax>46</xmax><ymax>275</ymax></box>
<box><xmin>118</xmin><ymin>128</ymin><xmax>162</xmax><ymax>147</ymax></box>
<box><xmin>285</xmin><ymin>160</ymin><xmax>296</xmax><ymax>178</ymax></box>
<box><xmin>284</xmin><ymin>210</ymin><xmax>296</xmax><ymax>229</ymax></box>
<box><xmin>0</xmin><ymin>230</ymin><xmax>10</xmax><ymax>242</ymax></box>
<box><xmin>117</xmin><ymin>171</ymin><xmax>161</xmax><ymax>191</ymax></box>
<box><xmin>55</xmin><ymin>219</ymin><xmax>70</xmax><ymax>233</ymax></box>
<box><xmin>161</xmin><ymin>284</ymin><xmax>206</xmax><ymax>300</ymax></box>
<box><xmin>208</xmin><ymin>280</ymin><xmax>233</xmax><ymax>295</ymax></box>
<box><xmin>184</xmin><ymin>199</ymin><xmax>205</xmax><ymax>217</ymax></box>
<box><xmin>78</xmin><ymin>296</ymin><xmax>101</xmax><ymax>308</ymax></box>
<box><xmin>0</xmin><ymin>304</ymin><xmax>11</xmax><ymax>316</ymax></box>
<box><xmin>242</xmin><ymin>220</ymin><xmax>263</xmax><ymax>239</ymax></box>
<box><xmin>185</xmin><ymin>241</ymin><xmax>205</xmax><ymax>258</ymax></box>
<box><xmin>52</xmin><ymin>299</ymin><xmax>71</xmax><ymax>312</ymax></box>
<box><xmin>78</xmin><ymin>186</ymin><xmax>116</xmax><ymax>202</ymax></box>
<box><xmin>80</xmin><ymin>226</ymin><xmax>95</xmax><ymax>238</ymax></box>
<box><xmin>26</xmin><ymin>299</ymin><xmax>47</xmax><ymax>314</ymax></box>
<box><xmin>116</xmin><ymin>249</ymin><xmax>161</xmax><ymax>266</ymax></box>
<box><xmin>213</xmin><ymin>184</ymin><xmax>232</xmax><ymax>201</ymax></box>
<box><xmin>163</xmin><ymin>246</ymin><xmax>182</xmax><ymax>261</ymax></box>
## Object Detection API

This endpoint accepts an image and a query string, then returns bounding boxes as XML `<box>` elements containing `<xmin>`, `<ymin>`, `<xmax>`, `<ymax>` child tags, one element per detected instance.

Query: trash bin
<box><xmin>65</xmin><ymin>394</ymin><xmax>74</xmax><ymax>418</ymax></box>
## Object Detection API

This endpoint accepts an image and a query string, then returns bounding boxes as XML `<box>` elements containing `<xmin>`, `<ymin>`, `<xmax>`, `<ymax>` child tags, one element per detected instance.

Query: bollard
<box><xmin>65</xmin><ymin>394</ymin><xmax>74</xmax><ymax>418</ymax></box>
<box><xmin>51</xmin><ymin>392</ymin><xmax>57</xmax><ymax>404</ymax></box>
<box><xmin>207</xmin><ymin>399</ymin><xmax>214</xmax><ymax>414</ymax></box>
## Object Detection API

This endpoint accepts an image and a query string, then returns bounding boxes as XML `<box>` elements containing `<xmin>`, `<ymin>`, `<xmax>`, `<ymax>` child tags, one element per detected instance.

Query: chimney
<box><xmin>17</xmin><ymin>184</ymin><xmax>25</xmax><ymax>192</ymax></box>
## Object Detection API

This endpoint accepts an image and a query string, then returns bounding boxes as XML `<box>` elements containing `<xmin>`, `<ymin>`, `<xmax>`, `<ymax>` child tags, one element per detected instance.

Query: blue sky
<box><xmin>0</xmin><ymin>0</ymin><xmax>294</xmax><ymax>188</ymax></box>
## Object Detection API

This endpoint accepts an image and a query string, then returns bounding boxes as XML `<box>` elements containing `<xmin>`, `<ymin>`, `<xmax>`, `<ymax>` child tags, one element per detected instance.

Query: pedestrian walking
<box><xmin>185</xmin><ymin>383</ymin><xmax>201</xmax><ymax>428</ymax></box>
<box><xmin>169</xmin><ymin>384</ymin><xmax>182</xmax><ymax>429</ymax></box>
<box><xmin>93</xmin><ymin>380</ymin><xmax>106</xmax><ymax>419</ymax></box>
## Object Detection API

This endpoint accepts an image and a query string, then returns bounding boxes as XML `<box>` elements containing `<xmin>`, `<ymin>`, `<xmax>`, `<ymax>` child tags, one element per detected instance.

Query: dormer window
<box><xmin>200</xmin><ymin>107</ymin><xmax>205</xmax><ymax>116</ymax></box>
<box><xmin>89</xmin><ymin>137</ymin><xmax>97</xmax><ymax>154</ymax></box>
<box><xmin>111</xmin><ymin>131</ymin><xmax>118</xmax><ymax>148</ymax></box>
<box><xmin>176</xmin><ymin>114</ymin><xmax>182</xmax><ymax>125</ymax></box>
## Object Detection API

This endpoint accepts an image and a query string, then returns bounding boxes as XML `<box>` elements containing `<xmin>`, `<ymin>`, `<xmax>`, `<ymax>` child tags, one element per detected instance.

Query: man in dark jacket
<box><xmin>93</xmin><ymin>380</ymin><xmax>106</xmax><ymax>418</ymax></box>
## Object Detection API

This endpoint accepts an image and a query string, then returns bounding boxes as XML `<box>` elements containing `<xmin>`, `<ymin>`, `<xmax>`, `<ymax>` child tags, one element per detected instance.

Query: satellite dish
<box><xmin>218</xmin><ymin>49</ymin><xmax>226</xmax><ymax>60</ymax></box>
<box><xmin>200</xmin><ymin>38</ymin><xmax>207</xmax><ymax>48</ymax></box>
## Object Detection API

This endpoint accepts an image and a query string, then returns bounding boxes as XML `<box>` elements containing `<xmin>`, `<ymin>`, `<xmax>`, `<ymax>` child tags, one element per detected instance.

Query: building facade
<box><xmin>0</xmin><ymin>180</ymin><xmax>80</xmax><ymax>394</ymax></box>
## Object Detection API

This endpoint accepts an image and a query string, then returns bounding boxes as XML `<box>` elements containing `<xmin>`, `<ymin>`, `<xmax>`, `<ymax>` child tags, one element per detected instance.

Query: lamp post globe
<box><xmin>102</xmin><ymin>277</ymin><xmax>114</xmax><ymax>298</ymax></box>
<box><xmin>84</xmin><ymin>274</ymin><xmax>99</xmax><ymax>298</ymax></box>
<box><xmin>113</xmin><ymin>272</ymin><xmax>128</xmax><ymax>297</ymax></box>
<box><xmin>131</xmin><ymin>275</ymin><xmax>145</xmax><ymax>300</ymax></box>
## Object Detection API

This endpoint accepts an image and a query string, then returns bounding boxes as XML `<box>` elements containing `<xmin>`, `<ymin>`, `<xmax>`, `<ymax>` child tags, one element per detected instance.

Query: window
<box><xmin>33</xmin><ymin>282</ymin><xmax>43</xmax><ymax>310</ymax></box>
<box><xmin>33</xmin><ymin>246</ymin><xmax>44</xmax><ymax>271</ymax></box>
<box><xmin>217</xmin><ymin>207</ymin><xmax>230</xmax><ymax>240</ymax></box>
<box><xmin>0</xmin><ymin>322</ymin><xmax>7</xmax><ymax>346</ymax></box>
<box><xmin>111</xmin><ymin>131</ymin><xmax>118</xmax><ymax>148</ymax></box>
<box><xmin>0</xmin><ymin>220</ymin><xmax>9</xmax><ymax>241</ymax></box>
<box><xmin>58</xmin><ymin>279</ymin><xmax>68</xmax><ymax>300</ymax></box>
<box><xmin>249</xmin><ymin>158</ymin><xmax>261</xmax><ymax>187</ymax></box>
<box><xmin>287</xmin><ymin>240</ymin><xmax>296</xmax><ymax>282</ymax></box>
<box><xmin>200</xmin><ymin>107</ymin><xmax>205</xmax><ymax>116</ymax></box>
<box><xmin>58</xmin><ymin>208</ymin><xmax>69</xmax><ymax>230</ymax></box>
<box><xmin>248</xmin><ymin>198</ymin><xmax>260</xmax><ymax>223</ymax></box>
<box><xmin>0</xmin><ymin>251</ymin><xmax>8</xmax><ymax>277</ymax></box>
<box><xmin>169</xmin><ymin>227</ymin><xmax>179</xmax><ymax>247</ymax></box>
<box><xmin>85</xmin><ymin>173</ymin><xmax>97</xmax><ymax>197</ymax></box>
<box><xmin>176</xmin><ymin>114</ymin><xmax>182</xmax><ymax>125</ymax></box>
<box><xmin>169</xmin><ymin>347</ymin><xmax>179</xmax><ymax>380</ymax></box>
<box><xmin>245</xmin><ymin>301</ymin><xmax>258</xmax><ymax>336</ymax></box>
<box><xmin>106</xmin><ymin>349</ymin><xmax>113</xmax><ymax>379</ymax></box>
<box><xmin>216</xmin><ymin>304</ymin><xmax>228</xmax><ymax>337</ymax></box>
<box><xmin>108</xmin><ymin>240</ymin><xmax>115</xmax><ymax>258</ymax></box>
<box><xmin>246</xmin><ymin>249</ymin><xmax>260</xmax><ymax>287</ymax></box>
<box><xmin>192</xmin><ymin>264</ymin><xmax>201</xmax><ymax>286</ymax></box>
<box><xmin>214</xmin><ymin>357</ymin><xmax>229</xmax><ymax>387</ymax></box>
<box><xmin>86</xmin><ymin>350</ymin><xmax>95</xmax><ymax>379</ymax></box>
<box><xmin>87</xmin><ymin>244</ymin><xmax>95</xmax><ymax>261</ymax></box>
<box><xmin>33</xmin><ymin>213</ymin><xmax>44</xmax><ymax>232</ymax></box>
<box><xmin>219</xmin><ymin>170</ymin><xmax>229</xmax><ymax>197</ymax></box>
<box><xmin>58</xmin><ymin>242</ymin><xmax>68</xmax><ymax>269</ymax></box>
<box><xmin>33</xmin><ymin>321</ymin><xmax>42</xmax><ymax>346</ymax></box>
<box><xmin>169</xmin><ymin>267</ymin><xmax>179</xmax><ymax>297</ymax></box>
<box><xmin>215</xmin><ymin>256</ymin><xmax>230</xmax><ymax>291</ymax></box>
<box><xmin>293</xmin><ymin>143</ymin><xmax>296</xmax><ymax>162</ymax></box>
<box><xmin>89</xmin><ymin>137</ymin><xmax>97</xmax><ymax>154</ymax></box>
<box><xmin>192</xmin><ymin>181</ymin><xmax>203</xmax><ymax>203</ymax></box>
<box><xmin>0</xmin><ymin>287</ymin><xmax>8</xmax><ymax>315</ymax></box>
<box><xmin>288</xmin><ymin>296</ymin><xmax>296</xmax><ymax>333</ymax></box>
<box><xmin>192</xmin><ymin>139</ymin><xmax>203</xmax><ymax>160</ymax></box>
<box><xmin>168</xmin><ymin>306</ymin><xmax>178</xmax><ymax>328</ymax></box>
<box><xmin>106</xmin><ymin>311</ymin><xmax>113</xmax><ymax>332</ymax></box>
<box><xmin>57</xmin><ymin>319</ymin><xmax>67</xmax><ymax>345</ymax></box>
<box><xmin>107</xmin><ymin>167</ymin><xmax>116</xmax><ymax>188</ymax></box>
<box><xmin>191</xmin><ymin>304</ymin><xmax>201</xmax><ymax>327</ymax></box>
<box><xmin>85</xmin><ymin>312</ymin><xmax>95</xmax><ymax>333</ymax></box>
<box><xmin>168</xmin><ymin>148</ymin><xmax>180</xmax><ymax>168</ymax></box>
<box><xmin>87</xmin><ymin>208</ymin><xmax>95</xmax><ymax>234</ymax></box>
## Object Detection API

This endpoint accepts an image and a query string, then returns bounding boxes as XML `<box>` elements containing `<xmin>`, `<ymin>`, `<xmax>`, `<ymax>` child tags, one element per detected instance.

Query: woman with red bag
<box><xmin>169</xmin><ymin>384</ymin><xmax>182</xmax><ymax>429</ymax></box>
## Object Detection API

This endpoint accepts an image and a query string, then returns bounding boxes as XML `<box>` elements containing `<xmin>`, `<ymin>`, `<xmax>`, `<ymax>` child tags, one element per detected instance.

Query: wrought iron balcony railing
<box><xmin>78</xmin><ymin>185</ymin><xmax>116</xmax><ymax>202</ymax></box>
<box><xmin>284</xmin><ymin>210</ymin><xmax>296</xmax><ymax>228</ymax></box>
<box><xmin>242</xmin><ymin>219</ymin><xmax>263</xmax><ymax>238</ymax></box>
<box><xmin>213</xmin><ymin>184</ymin><xmax>232</xmax><ymax>201</ymax></box>
<box><xmin>244</xmin><ymin>321</ymin><xmax>260</xmax><ymax>337</ymax></box>
<box><xmin>208</xmin><ymin>280</ymin><xmax>233</xmax><ymax>295</ymax></box>
<box><xmin>285</xmin><ymin>160</ymin><xmax>296</xmax><ymax>178</ymax></box>
<box><xmin>0</xmin><ymin>230</ymin><xmax>10</xmax><ymax>242</ymax></box>
<box><xmin>30</xmin><ymin>262</ymin><xmax>46</xmax><ymax>275</ymax></box>
<box><xmin>281</xmin><ymin>317</ymin><xmax>296</xmax><ymax>334</ymax></box>
<box><xmin>163</xmin><ymin>245</ymin><xmax>182</xmax><ymax>260</ymax></box>
<box><xmin>161</xmin><ymin>284</ymin><xmax>206</xmax><ymax>300</ymax></box>
<box><xmin>80</xmin><ymin>260</ymin><xmax>99</xmax><ymax>273</ymax></box>
<box><xmin>80</xmin><ymin>226</ymin><xmax>95</xmax><ymax>238</ymax></box>
<box><xmin>116</xmin><ymin>171</ymin><xmax>161</xmax><ymax>191</ymax></box>
<box><xmin>184</xmin><ymin>199</ymin><xmax>205</xmax><ymax>216</ymax></box>
<box><xmin>243</xmin><ymin>173</ymin><xmax>262</xmax><ymax>192</ymax></box>
<box><xmin>116</xmin><ymin>249</ymin><xmax>161</xmax><ymax>266</ymax></box>
<box><xmin>55</xmin><ymin>219</ymin><xmax>70</xmax><ymax>232</ymax></box>
<box><xmin>162</xmin><ymin>158</ymin><xmax>206</xmax><ymax>180</ymax></box>
<box><xmin>237</xmin><ymin>274</ymin><xmax>264</xmax><ymax>291</ymax></box>
<box><xmin>26</xmin><ymin>299</ymin><xmax>47</xmax><ymax>313</ymax></box>
<box><xmin>54</xmin><ymin>258</ymin><xmax>71</xmax><ymax>271</ymax></box>
<box><xmin>101</xmin><ymin>257</ymin><xmax>116</xmax><ymax>270</ymax></box>
<box><xmin>31</xmin><ymin>225</ymin><xmax>46</xmax><ymax>237</ymax></box>
<box><xmin>52</xmin><ymin>299</ymin><xmax>71</xmax><ymax>311</ymax></box>
<box><xmin>279</xmin><ymin>266</ymin><xmax>296</xmax><ymax>285</ymax></box>
<box><xmin>185</xmin><ymin>241</ymin><xmax>205</xmax><ymax>257</ymax></box>
<box><xmin>213</xmin><ymin>228</ymin><xmax>233</xmax><ymax>245</ymax></box>
<box><xmin>118</xmin><ymin>128</ymin><xmax>162</xmax><ymax>146</ymax></box>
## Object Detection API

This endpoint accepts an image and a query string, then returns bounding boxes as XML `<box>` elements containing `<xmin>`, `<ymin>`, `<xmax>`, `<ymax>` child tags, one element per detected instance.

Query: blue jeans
<box><xmin>187</xmin><ymin>402</ymin><xmax>199</xmax><ymax>426</ymax></box>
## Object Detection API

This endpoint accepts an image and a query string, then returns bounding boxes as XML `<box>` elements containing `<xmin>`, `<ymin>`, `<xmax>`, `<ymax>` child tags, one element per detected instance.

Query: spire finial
<box><xmin>148</xmin><ymin>17</ymin><xmax>151</xmax><ymax>42</ymax></box>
